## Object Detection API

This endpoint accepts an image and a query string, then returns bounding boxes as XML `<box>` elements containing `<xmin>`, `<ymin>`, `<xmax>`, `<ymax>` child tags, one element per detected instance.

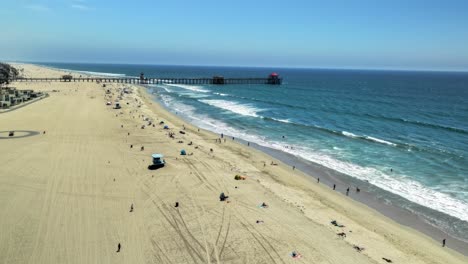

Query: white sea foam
<box><xmin>342</xmin><ymin>131</ymin><xmax>358</xmax><ymax>138</ymax></box>
<box><xmin>214</xmin><ymin>92</ymin><xmax>229</xmax><ymax>96</ymax></box>
<box><xmin>166</xmin><ymin>84</ymin><xmax>209</xmax><ymax>93</ymax></box>
<box><xmin>160</xmin><ymin>95</ymin><xmax>196</xmax><ymax>114</ymax></box>
<box><xmin>261</xmin><ymin>143</ymin><xmax>468</xmax><ymax>222</ymax></box>
<box><xmin>270</xmin><ymin>117</ymin><xmax>291</xmax><ymax>123</ymax></box>
<box><xmin>199</xmin><ymin>99</ymin><xmax>262</xmax><ymax>117</ymax></box>
<box><xmin>342</xmin><ymin>131</ymin><xmax>398</xmax><ymax>147</ymax></box>
<box><xmin>365</xmin><ymin>136</ymin><xmax>398</xmax><ymax>147</ymax></box>
<box><xmin>158</xmin><ymin>95</ymin><xmax>468</xmax><ymax>223</ymax></box>
<box><xmin>162</xmin><ymin>87</ymin><xmax>173</xmax><ymax>93</ymax></box>
<box><xmin>67</xmin><ymin>69</ymin><xmax>126</xmax><ymax>77</ymax></box>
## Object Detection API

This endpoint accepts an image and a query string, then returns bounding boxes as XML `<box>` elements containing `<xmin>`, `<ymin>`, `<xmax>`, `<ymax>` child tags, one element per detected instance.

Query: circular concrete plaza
<box><xmin>0</xmin><ymin>130</ymin><xmax>41</xmax><ymax>139</ymax></box>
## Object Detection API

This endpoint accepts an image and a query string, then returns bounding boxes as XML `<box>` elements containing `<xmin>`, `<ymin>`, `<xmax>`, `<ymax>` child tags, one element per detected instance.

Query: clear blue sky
<box><xmin>1</xmin><ymin>0</ymin><xmax>468</xmax><ymax>70</ymax></box>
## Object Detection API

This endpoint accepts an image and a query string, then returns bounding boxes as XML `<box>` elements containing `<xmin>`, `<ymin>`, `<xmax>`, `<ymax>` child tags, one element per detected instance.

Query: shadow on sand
<box><xmin>147</xmin><ymin>164</ymin><xmax>165</xmax><ymax>170</ymax></box>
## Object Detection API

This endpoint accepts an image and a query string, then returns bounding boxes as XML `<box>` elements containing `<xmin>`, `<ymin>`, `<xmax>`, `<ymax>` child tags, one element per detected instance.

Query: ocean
<box><xmin>38</xmin><ymin>62</ymin><xmax>468</xmax><ymax>242</ymax></box>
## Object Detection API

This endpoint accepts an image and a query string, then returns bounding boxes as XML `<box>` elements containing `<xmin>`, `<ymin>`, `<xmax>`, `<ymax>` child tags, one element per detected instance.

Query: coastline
<box><xmin>142</xmin><ymin>84</ymin><xmax>468</xmax><ymax>256</ymax></box>
<box><xmin>1</xmin><ymin>62</ymin><xmax>466</xmax><ymax>263</ymax></box>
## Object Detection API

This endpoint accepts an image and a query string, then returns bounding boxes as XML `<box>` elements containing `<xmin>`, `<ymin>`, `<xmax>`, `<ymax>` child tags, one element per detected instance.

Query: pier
<box><xmin>11</xmin><ymin>73</ymin><xmax>282</xmax><ymax>85</ymax></box>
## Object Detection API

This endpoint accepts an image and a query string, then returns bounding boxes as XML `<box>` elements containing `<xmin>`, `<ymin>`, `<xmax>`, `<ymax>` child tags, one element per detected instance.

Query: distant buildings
<box><xmin>0</xmin><ymin>87</ymin><xmax>43</xmax><ymax>109</ymax></box>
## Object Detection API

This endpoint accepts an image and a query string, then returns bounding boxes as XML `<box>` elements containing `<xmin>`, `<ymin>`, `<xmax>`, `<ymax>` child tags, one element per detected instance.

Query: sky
<box><xmin>1</xmin><ymin>0</ymin><xmax>468</xmax><ymax>71</ymax></box>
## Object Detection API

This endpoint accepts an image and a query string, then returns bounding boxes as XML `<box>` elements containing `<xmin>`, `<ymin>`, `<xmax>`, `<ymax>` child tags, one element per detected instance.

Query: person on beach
<box><xmin>346</xmin><ymin>187</ymin><xmax>350</xmax><ymax>196</ymax></box>
<box><xmin>317</xmin><ymin>178</ymin><xmax>320</xmax><ymax>183</ymax></box>
<box><xmin>221</xmin><ymin>133</ymin><xmax>223</xmax><ymax>138</ymax></box>
<box><xmin>116</xmin><ymin>243</ymin><xmax>121</xmax><ymax>252</ymax></box>
<box><xmin>442</xmin><ymin>239</ymin><xmax>446</xmax><ymax>247</ymax></box>
<box><xmin>130</xmin><ymin>204</ymin><xmax>134</xmax><ymax>212</ymax></box>
<box><xmin>220</xmin><ymin>193</ymin><xmax>228</xmax><ymax>201</ymax></box>
<box><xmin>293</xmin><ymin>166</ymin><xmax>295</xmax><ymax>170</ymax></box>
<box><xmin>333</xmin><ymin>184</ymin><xmax>336</xmax><ymax>190</ymax></box>
<box><xmin>337</xmin><ymin>232</ymin><xmax>347</xmax><ymax>238</ymax></box>
<box><xmin>247</xmin><ymin>142</ymin><xmax>250</xmax><ymax>146</ymax></box>
<box><xmin>141</xmin><ymin>146</ymin><xmax>144</xmax><ymax>151</ymax></box>
<box><xmin>175</xmin><ymin>202</ymin><xmax>179</xmax><ymax>208</ymax></box>
<box><xmin>356</xmin><ymin>187</ymin><xmax>360</xmax><ymax>193</ymax></box>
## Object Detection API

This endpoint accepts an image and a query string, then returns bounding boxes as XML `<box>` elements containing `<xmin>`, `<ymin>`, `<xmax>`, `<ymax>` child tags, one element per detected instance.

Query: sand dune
<box><xmin>0</xmin><ymin>64</ymin><xmax>466</xmax><ymax>264</ymax></box>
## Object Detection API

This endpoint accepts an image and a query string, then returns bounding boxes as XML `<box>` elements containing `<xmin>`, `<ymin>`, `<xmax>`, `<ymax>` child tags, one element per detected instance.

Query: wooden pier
<box><xmin>11</xmin><ymin>73</ymin><xmax>282</xmax><ymax>85</ymax></box>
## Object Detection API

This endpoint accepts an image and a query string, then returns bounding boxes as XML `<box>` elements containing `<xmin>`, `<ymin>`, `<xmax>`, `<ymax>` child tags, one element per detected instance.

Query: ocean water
<box><xmin>38</xmin><ymin>62</ymin><xmax>468</xmax><ymax>241</ymax></box>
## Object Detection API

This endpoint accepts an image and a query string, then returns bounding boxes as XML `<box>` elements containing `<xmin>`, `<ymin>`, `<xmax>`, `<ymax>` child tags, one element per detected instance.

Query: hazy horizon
<box><xmin>8</xmin><ymin>60</ymin><xmax>468</xmax><ymax>74</ymax></box>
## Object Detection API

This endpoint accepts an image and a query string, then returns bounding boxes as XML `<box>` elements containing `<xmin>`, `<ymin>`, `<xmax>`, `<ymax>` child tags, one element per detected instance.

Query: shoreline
<box><xmin>17</xmin><ymin>61</ymin><xmax>468</xmax><ymax>254</ymax></box>
<box><xmin>2</xmin><ymin>63</ymin><xmax>466</xmax><ymax>263</ymax></box>
<box><xmin>143</xmin><ymin>86</ymin><xmax>468</xmax><ymax>256</ymax></box>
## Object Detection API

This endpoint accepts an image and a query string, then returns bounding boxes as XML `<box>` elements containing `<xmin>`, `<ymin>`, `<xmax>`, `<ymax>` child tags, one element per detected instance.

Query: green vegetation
<box><xmin>0</xmin><ymin>63</ymin><xmax>19</xmax><ymax>86</ymax></box>
<box><xmin>62</xmin><ymin>75</ymin><xmax>73</xmax><ymax>81</ymax></box>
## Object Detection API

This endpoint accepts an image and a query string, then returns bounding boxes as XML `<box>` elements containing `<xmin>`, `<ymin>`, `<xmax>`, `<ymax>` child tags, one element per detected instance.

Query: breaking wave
<box><xmin>199</xmin><ymin>99</ymin><xmax>263</xmax><ymax>117</ymax></box>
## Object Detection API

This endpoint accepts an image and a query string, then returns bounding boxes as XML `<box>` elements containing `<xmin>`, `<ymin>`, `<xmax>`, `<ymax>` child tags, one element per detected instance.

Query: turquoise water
<box><xmin>39</xmin><ymin>63</ymin><xmax>468</xmax><ymax>241</ymax></box>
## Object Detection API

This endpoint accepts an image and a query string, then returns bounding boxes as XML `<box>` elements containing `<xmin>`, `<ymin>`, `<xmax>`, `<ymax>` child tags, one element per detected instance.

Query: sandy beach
<box><xmin>0</xmin><ymin>63</ymin><xmax>466</xmax><ymax>264</ymax></box>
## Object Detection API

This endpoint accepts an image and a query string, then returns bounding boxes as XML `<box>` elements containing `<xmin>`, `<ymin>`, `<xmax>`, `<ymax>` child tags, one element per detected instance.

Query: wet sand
<box><xmin>236</xmin><ymin>140</ymin><xmax>468</xmax><ymax>255</ymax></box>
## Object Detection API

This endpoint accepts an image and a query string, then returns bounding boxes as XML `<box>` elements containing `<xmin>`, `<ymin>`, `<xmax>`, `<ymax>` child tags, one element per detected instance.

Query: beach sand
<box><xmin>0</xmin><ymin>63</ymin><xmax>466</xmax><ymax>264</ymax></box>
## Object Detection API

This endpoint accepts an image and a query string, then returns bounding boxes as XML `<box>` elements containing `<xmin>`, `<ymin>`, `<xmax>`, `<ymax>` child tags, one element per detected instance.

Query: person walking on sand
<box><xmin>346</xmin><ymin>187</ymin><xmax>350</xmax><ymax>196</ymax></box>
<box><xmin>317</xmin><ymin>178</ymin><xmax>320</xmax><ymax>183</ymax></box>
<box><xmin>442</xmin><ymin>238</ymin><xmax>446</xmax><ymax>247</ymax></box>
<box><xmin>116</xmin><ymin>243</ymin><xmax>121</xmax><ymax>252</ymax></box>
<box><xmin>130</xmin><ymin>204</ymin><xmax>134</xmax><ymax>212</ymax></box>
<box><xmin>333</xmin><ymin>184</ymin><xmax>336</xmax><ymax>190</ymax></box>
